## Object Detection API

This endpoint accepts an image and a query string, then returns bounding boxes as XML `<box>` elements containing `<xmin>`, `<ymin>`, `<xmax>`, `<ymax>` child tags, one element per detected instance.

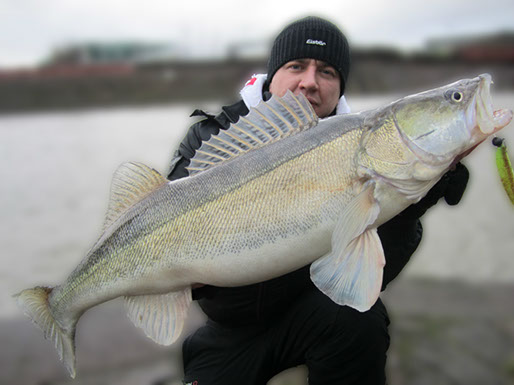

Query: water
<box><xmin>1</xmin><ymin>94</ymin><xmax>514</xmax><ymax>319</ymax></box>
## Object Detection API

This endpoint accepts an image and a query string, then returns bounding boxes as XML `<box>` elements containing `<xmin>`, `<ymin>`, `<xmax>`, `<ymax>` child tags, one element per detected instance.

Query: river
<box><xmin>1</xmin><ymin>93</ymin><xmax>514</xmax><ymax>319</ymax></box>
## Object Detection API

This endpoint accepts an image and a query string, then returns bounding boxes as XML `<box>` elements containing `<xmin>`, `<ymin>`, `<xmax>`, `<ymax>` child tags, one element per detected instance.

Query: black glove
<box><xmin>399</xmin><ymin>162</ymin><xmax>469</xmax><ymax>219</ymax></box>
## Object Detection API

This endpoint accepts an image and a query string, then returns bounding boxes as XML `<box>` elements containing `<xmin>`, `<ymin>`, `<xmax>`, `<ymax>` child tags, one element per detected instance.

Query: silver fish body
<box><xmin>15</xmin><ymin>74</ymin><xmax>512</xmax><ymax>377</ymax></box>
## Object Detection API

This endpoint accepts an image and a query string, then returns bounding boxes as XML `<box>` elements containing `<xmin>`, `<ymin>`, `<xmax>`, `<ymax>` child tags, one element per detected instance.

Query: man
<box><xmin>167</xmin><ymin>16</ymin><xmax>468</xmax><ymax>385</ymax></box>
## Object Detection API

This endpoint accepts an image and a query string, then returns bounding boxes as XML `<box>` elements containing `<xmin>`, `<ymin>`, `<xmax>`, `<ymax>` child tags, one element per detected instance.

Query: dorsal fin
<box><xmin>103</xmin><ymin>162</ymin><xmax>167</xmax><ymax>230</ymax></box>
<box><xmin>187</xmin><ymin>91</ymin><xmax>318</xmax><ymax>176</ymax></box>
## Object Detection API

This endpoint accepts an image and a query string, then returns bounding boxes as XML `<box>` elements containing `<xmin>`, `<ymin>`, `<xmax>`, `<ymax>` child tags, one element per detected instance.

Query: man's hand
<box><xmin>400</xmin><ymin>162</ymin><xmax>470</xmax><ymax>219</ymax></box>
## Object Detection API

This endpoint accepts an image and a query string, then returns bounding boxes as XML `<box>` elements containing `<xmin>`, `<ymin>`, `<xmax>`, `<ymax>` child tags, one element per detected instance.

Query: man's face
<box><xmin>269</xmin><ymin>59</ymin><xmax>341</xmax><ymax>118</ymax></box>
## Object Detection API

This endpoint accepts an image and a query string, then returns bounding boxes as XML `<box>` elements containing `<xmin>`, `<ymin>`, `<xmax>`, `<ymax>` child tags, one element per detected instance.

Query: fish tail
<box><xmin>14</xmin><ymin>286</ymin><xmax>77</xmax><ymax>378</ymax></box>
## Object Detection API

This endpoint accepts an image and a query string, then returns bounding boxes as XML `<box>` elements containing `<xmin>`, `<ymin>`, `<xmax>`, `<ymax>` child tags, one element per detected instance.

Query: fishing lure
<box><xmin>492</xmin><ymin>137</ymin><xmax>514</xmax><ymax>205</ymax></box>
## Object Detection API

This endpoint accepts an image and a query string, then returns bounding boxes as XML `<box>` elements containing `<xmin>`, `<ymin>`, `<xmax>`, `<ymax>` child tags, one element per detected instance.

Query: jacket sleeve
<box><xmin>378</xmin><ymin>215</ymin><xmax>423</xmax><ymax>291</ymax></box>
<box><xmin>167</xmin><ymin>117</ymin><xmax>222</xmax><ymax>181</ymax></box>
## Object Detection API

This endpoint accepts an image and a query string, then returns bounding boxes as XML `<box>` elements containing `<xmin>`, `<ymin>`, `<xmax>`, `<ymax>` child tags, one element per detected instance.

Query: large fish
<box><xmin>15</xmin><ymin>74</ymin><xmax>512</xmax><ymax>377</ymax></box>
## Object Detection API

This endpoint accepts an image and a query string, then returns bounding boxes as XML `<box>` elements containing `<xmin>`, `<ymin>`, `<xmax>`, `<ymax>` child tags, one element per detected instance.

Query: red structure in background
<box><xmin>0</xmin><ymin>64</ymin><xmax>135</xmax><ymax>81</ymax></box>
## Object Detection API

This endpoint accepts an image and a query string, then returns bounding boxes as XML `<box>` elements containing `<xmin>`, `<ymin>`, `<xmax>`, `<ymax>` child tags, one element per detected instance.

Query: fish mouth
<box><xmin>453</xmin><ymin>100</ymin><xmax>512</xmax><ymax>166</ymax></box>
<box><xmin>456</xmin><ymin>74</ymin><xmax>513</xmax><ymax>164</ymax></box>
<box><xmin>472</xmin><ymin>73</ymin><xmax>512</xmax><ymax>136</ymax></box>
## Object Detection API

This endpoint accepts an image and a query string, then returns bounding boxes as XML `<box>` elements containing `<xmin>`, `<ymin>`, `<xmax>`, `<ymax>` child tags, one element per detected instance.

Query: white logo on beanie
<box><xmin>306</xmin><ymin>39</ymin><xmax>326</xmax><ymax>46</ymax></box>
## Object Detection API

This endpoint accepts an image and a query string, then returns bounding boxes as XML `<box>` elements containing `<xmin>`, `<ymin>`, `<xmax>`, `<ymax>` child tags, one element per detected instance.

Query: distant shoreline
<box><xmin>1</xmin><ymin>56</ymin><xmax>513</xmax><ymax>114</ymax></box>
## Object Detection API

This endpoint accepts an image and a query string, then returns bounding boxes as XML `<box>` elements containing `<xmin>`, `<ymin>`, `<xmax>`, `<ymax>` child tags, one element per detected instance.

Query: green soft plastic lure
<box><xmin>493</xmin><ymin>137</ymin><xmax>514</xmax><ymax>205</ymax></box>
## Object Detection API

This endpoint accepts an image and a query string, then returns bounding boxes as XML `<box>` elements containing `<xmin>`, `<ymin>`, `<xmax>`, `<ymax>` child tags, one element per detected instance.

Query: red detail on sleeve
<box><xmin>246</xmin><ymin>77</ymin><xmax>257</xmax><ymax>86</ymax></box>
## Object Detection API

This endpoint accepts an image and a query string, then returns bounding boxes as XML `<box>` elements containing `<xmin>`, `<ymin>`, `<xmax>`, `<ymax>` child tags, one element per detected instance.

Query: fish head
<box><xmin>392</xmin><ymin>73</ymin><xmax>512</xmax><ymax>165</ymax></box>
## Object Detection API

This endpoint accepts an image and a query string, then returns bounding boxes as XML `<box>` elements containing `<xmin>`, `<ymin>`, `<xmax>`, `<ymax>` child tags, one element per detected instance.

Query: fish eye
<box><xmin>452</xmin><ymin>91</ymin><xmax>463</xmax><ymax>102</ymax></box>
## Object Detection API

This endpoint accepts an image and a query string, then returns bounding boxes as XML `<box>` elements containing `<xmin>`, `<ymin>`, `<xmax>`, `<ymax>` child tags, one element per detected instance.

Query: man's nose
<box><xmin>298</xmin><ymin>66</ymin><xmax>319</xmax><ymax>92</ymax></box>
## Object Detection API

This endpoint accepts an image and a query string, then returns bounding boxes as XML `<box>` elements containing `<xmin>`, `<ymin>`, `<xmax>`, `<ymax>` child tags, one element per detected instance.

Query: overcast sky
<box><xmin>1</xmin><ymin>0</ymin><xmax>513</xmax><ymax>68</ymax></box>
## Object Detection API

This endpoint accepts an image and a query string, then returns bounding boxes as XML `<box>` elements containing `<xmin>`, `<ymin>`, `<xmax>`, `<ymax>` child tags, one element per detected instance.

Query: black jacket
<box><xmin>167</xmin><ymin>100</ymin><xmax>422</xmax><ymax>326</ymax></box>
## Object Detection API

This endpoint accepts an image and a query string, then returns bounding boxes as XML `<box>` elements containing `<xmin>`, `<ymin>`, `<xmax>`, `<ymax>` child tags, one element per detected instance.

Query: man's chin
<box><xmin>309</xmin><ymin>103</ymin><xmax>321</xmax><ymax>116</ymax></box>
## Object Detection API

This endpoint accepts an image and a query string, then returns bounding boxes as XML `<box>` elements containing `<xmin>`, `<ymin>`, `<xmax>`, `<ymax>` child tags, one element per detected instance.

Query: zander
<box><xmin>15</xmin><ymin>74</ymin><xmax>512</xmax><ymax>378</ymax></box>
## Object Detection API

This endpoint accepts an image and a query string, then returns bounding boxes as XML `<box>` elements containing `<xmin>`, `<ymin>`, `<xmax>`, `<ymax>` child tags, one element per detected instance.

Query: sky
<box><xmin>1</xmin><ymin>0</ymin><xmax>513</xmax><ymax>68</ymax></box>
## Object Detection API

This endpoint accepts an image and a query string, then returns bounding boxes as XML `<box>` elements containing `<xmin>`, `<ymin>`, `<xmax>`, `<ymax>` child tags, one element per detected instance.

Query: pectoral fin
<box><xmin>310</xmin><ymin>183</ymin><xmax>385</xmax><ymax>312</ymax></box>
<box><xmin>124</xmin><ymin>287</ymin><xmax>192</xmax><ymax>345</ymax></box>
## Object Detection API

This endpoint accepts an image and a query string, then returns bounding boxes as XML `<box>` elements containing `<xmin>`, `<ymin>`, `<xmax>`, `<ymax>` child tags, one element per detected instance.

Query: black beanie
<box><xmin>267</xmin><ymin>16</ymin><xmax>351</xmax><ymax>95</ymax></box>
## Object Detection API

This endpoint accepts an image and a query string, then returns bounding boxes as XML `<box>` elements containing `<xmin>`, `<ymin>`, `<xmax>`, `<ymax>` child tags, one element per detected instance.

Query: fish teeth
<box><xmin>494</xmin><ymin>109</ymin><xmax>514</xmax><ymax>129</ymax></box>
<box><xmin>477</xmin><ymin>74</ymin><xmax>496</xmax><ymax>134</ymax></box>
<box><xmin>481</xmin><ymin>75</ymin><xmax>494</xmax><ymax>117</ymax></box>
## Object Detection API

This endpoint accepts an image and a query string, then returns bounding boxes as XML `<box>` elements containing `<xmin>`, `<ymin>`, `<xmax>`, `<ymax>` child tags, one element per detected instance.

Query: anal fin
<box><xmin>124</xmin><ymin>288</ymin><xmax>192</xmax><ymax>345</ymax></box>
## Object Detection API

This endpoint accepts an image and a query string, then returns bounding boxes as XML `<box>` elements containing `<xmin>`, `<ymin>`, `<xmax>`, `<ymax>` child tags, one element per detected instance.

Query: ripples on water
<box><xmin>1</xmin><ymin>94</ymin><xmax>514</xmax><ymax>318</ymax></box>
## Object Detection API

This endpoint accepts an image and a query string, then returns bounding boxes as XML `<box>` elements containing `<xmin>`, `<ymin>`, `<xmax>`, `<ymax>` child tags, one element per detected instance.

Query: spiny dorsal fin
<box><xmin>104</xmin><ymin>162</ymin><xmax>167</xmax><ymax>230</ymax></box>
<box><xmin>187</xmin><ymin>91</ymin><xmax>318</xmax><ymax>176</ymax></box>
